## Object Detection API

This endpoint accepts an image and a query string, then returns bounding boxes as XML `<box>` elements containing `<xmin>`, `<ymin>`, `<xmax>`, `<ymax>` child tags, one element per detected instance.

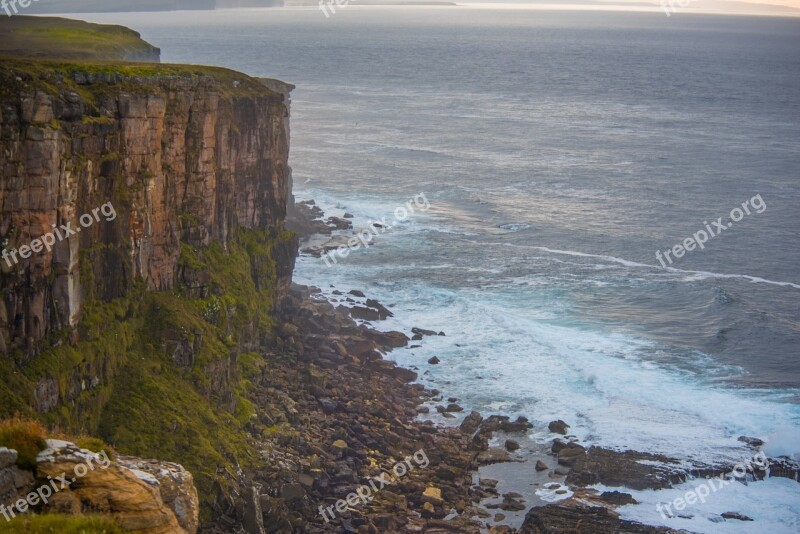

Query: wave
<box><xmin>518</xmin><ymin>246</ymin><xmax>800</xmax><ymax>290</ymax></box>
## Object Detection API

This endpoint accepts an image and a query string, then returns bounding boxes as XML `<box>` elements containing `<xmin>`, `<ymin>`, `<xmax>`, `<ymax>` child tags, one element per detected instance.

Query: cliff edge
<box><xmin>0</xmin><ymin>19</ymin><xmax>298</xmax><ymax>529</ymax></box>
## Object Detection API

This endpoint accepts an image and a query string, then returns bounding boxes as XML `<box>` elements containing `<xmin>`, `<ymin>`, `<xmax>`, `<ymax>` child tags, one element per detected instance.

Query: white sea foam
<box><xmin>292</xmin><ymin>190</ymin><xmax>800</xmax><ymax>531</ymax></box>
<box><xmin>506</xmin><ymin>244</ymin><xmax>800</xmax><ymax>290</ymax></box>
<box><xmin>602</xmin><ymin>478</ymin><xmax>800</xmax><ymax>534</ymax></box>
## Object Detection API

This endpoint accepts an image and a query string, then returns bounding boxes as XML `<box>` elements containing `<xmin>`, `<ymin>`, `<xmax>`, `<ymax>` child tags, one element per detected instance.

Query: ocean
<box><xmin>73</xmin><ymin>7</ymin><xmax>800</xmax><ymax>531</ymax></box>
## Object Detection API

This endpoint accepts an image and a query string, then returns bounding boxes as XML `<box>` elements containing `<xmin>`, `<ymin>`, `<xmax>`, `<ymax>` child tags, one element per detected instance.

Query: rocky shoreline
<box><xmin>246</xmin><ymin>198</ymin><xmax>800</xmax><ymax>533</ymax></box>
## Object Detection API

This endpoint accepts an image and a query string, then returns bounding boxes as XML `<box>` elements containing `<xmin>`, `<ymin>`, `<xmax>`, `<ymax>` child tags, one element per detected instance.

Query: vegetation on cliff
<box><xmin>3</xmin><ymin>514</ymin><xmax>125</xmax><ymax>533</ymax></box>
<box><xmin>0</xmin><ymin>21</ymin><xmax>297</xmax><ymax>527</ymax></box>
<box><xmin>0</xmin><ymin>16</ymin><xmax>160</xmax><ymax>62</ymax></box>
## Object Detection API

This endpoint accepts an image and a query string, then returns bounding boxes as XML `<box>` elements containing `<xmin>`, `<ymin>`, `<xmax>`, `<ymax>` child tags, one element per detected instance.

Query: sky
<box><xmin>454</xmin><ymin>0</ymin><xmax>800</xmax><ymax>15</ymax></box>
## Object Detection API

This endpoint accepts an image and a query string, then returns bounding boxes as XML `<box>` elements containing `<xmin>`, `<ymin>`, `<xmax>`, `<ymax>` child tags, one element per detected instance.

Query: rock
<box><xmin>422</xmin><ymin>487</ymin><xmax>444</xmax><ymax>506</ymax></box>
<box><xmin>0</xmin><ymin>447</ymin><xmax>17</xmax><ymax>469</ymax></box>
<box><xmin>520</xmin><ymin>501</ymin><xmax>675</xmax><ymax>533</ymax></box>
<box><xmin>548</xmin><ymin>420</ymin><xmax>570</xmax><ymax>435</ymax></box>
<box><xmin>565</xmin><ymin>447</ymin><xmax>688</xmax><ymax>491</ymax></box>
<box><xmin>364</xmin><ymin>329</ymin><xmax>410</xmax><ymax>349</ymax></box>
<box><xmin>0</xmin><ymin>447</ymin><xmax>35</xmax><ymax>511</ymax></box>
<box><xmin>460</xmin><ymin>411</ymin><xmax>484</xmax><ymax>435</ymax></box>
<box><xmin>445</xmin><ymin>403</ymin><xmax>463</xmax><ymax>413</ymax></box>
<box><xmin>327</xmin><ymin>216</ymin><xmax>353</xmax><ymax>230</ymax></box>
<box><xmin>479</xmin><ymin>478</ymin><xmax>499</xmax><ymax>488</ymax></box>
<box><xmin>332</xmin><ymin>440</ymin><xmax>348</xmax><ymax>458</ymax></box>
<box><xmin>499</xmin><ymin>493</ymin><xmax>526</xmax><ymax>511</ymax></box>
<box><xmin>737</xmin><ymin>436</ymin><xmax>765</xmax><ymax>448</ymax></box>
<box><xmin>557</xmin><ymin>443</ymin><xmax>586</xmax><ymax>466</ymax></box>
<box><xmin>428</xmin><ymin>356</ymin><xmax>440</xmax><ymax>365</ymax></box>
<box><xmin>349</xmin><ymin>290</ymin><xmax>366</xmax><ymax>297</ymax></box>
<box><xmin>477</xmin><ymin>448</ymin><xmax>523</xmax><ymax>466</ymax></box>
<box><xmin>372</xmin><ymin>514</ymin><xmax>396</xmax><ymax>530</ymax></box>
<box><xmin>412</xmin><ymin>327</ymin><xmax>438</xmax><ymax>337</ymax></box>
<box><xmin>422</xmin><ymin>501</ymin><xmax>436</xmax><ymax>517</ymax></box>
<box><xmin>117</xmin><ymin>456</ymin><xmax>200</xmax><ymax>534</ymax></box>
<box><xmin>599</xmin><ymin>491</ymin><xmax>638</xmax><ymax>506</ymax></box>
<box><xmin>37</xmin><ymin>440</ymin><xmax>187</xmax><ymax>533</ymax></box>
<box><xmin>366</xmin><ymin>299</ymin><xmax>394</xmax><ymax>319</ymax></box>
<box><xmin>242</xmin><ymin>486</ymin><xmax>265</xmax><ymax>534</ymax></box>
<box><xmin>721</xmin><ymin>512</ymin><xmax>753</xmax><ymax>521</ymax></box>
<box><xmin>390</xmin><ymin>367</ymin><xmax>418</xmax><ymax>383</ymax></box>
<box><xmin>503</xmin><ymin>416</ymin><xmax>533</xmax><ymax>433</ymax></box>
<box><xmin>280</xmin><ymin>483</ymin><xmax>305</xmax><ymax>501</ymax></box>
<box><xmin>505</xmin><ymin>440</ymin><xmax>520</xmax><ymax>452</ymax></box>
<box><xmin>349</xmin><ymin>305</ymin><xmax>381</xmax><ymax>321</ymax></box>
<box><xmin>535</xmin><ymin>460</ymin><xmax>549</xmax><ymax>471</ymax></box>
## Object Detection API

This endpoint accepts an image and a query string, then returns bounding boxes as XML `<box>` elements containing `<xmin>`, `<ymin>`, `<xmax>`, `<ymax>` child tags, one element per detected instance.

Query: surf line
<box><xmin>525</xmin><ymin>245</ymin><xmax>800</xmax><ymax>290</ymax></box>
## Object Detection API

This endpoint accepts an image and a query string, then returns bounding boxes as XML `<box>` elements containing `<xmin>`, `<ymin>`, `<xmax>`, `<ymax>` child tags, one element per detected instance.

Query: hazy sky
<box><xmin>454</xmin><ymin>0</ymin><xmax>800</xmax><ymax>15</ymax></box>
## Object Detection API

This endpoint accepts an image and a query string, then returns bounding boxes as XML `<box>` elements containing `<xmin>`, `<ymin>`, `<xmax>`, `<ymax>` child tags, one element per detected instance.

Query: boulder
<box><xmin>548</xmin><ymin>420</ymin><xmax>570</xmax><ymax>435</ymax></box>
<box><xmin>460</xmin><ymin>411</ymin><xmax>484</xmax><ymax>435</ymax></box>
<box><xmin>37</xmin><ymin>440</ymin><xmax>189</xmax><ymax>533</ymax></box>
<box><xmin>422</xmin><ymin>487</ymin><xmax>443</xmax><ymax>506</ymax></box>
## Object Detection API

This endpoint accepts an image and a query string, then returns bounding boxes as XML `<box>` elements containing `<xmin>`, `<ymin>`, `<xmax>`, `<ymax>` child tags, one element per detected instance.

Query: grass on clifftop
<box><xmin>0</xmin><ymin>417</ymin><xmax>47</xmax><ymax>470</ymax></box>
<box><xmin>0</xmin><ymin>16</ymin><xmax>159</xmax><ymax>61</ymax></box>
<box><xmin>2</xmin><ymin>515</ymin><xmax>125</xmax><ymax>533</ymax></box>
<box><xmin>0</xmin><ymin>57</ymin><xmax>285</xmax><ymax>105</ymax></box>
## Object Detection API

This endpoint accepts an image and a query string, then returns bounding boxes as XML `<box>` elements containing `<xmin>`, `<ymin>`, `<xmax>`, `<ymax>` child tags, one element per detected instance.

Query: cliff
<box><xmin>0</xmin><ymin>60</ymin><xmax>295</xmax><ymax>357</ymax></box>
<box><xmin>0</xmin><ymin>17</ymin><xmax>161</xmax><ymax>62</ymax></box>
<box><xmin>0</xmin><ymin>57</ymin><xmax>298</xmax><ymax>520</ymax></box>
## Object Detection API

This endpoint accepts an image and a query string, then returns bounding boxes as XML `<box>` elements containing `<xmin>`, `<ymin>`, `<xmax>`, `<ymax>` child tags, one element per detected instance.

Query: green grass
<box><xmin>0</xmin><ymin>418</ymin><xmax>47</xmax><ymax>470</ymax></box>
<box><xmin>0</xmin><ymin>57</ymin><xmax>283</xmax><ymax>106</ymax></box>
<box><xmin>0</xmin><ymin>16</ymin><xmax>159</xmax><ymax>61</ymax></box>
<box><xmin>0</xmin><ymin>228</ymin><xmax>296</xmax><ymax>517</ymax></box>
<box><xmin>2</xmin><ymin>515</ymin><xmax>125</xmax><ymax>533</ymax></box>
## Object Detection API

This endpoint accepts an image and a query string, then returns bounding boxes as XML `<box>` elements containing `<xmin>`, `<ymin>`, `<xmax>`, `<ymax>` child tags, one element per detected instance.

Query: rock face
<box><xmin>0</xmin><ymin>63</ymin><xmax>294</xmax><ymax>359</ymax></box>
<box><xmin>117</xmin><ymin>456</ymin><xmax>200</xmax><ymax>534</ymax></box>
<box><xmin>35</xmin><ymin>440</ymin><xmax>198</xmax><ymax>533</ymax></box>
<box><xmin>519</xmin><ymin>499</ymin><xmax>677</xmax><ymax>533</ymax></box>
<box><xmin>0</xmin><ymin>447</ymin><xmax>36</xmax><ymax>508</ymax></box>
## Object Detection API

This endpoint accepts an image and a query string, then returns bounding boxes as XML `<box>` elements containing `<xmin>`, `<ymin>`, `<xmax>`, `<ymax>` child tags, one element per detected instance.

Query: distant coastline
<box><xmin>20</xmin><ymin>0</ymin><xmax>283</xmax><ymax>15</ymax></box>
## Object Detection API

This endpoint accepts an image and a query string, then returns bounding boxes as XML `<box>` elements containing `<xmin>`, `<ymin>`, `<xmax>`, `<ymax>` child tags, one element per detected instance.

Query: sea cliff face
<box><xmin>0</xmin><ymin>63</ymin><xmax>294</xmax><ymax>358</ymax></box>
<box><xmin>0</xmin><ymin>61</ymin><xmax>298</xmax><ymax>517</ymax></box>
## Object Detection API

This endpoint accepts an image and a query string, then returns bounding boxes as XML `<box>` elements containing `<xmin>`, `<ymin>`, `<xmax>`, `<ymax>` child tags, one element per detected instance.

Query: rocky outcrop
<box><xmin>519</xmin><ymin>497</ymin><xmax>679</xmax><ymax>533</ymax></box>
<box><xmin>0</xmin><ymin>447</ymin><xmax>35</xmax><ymax>509</ymax></box>
<box><xmin>117</xmin><ymin>456</ymin><xmax>200</xmax><ymax>534</ymax></box>
<box><xmin>35</xmin><ymin>440</ymin><xmax>199</xmax><ymax>533</ymax></box>
<box><xmin>0</xmin><ymin>62</ymin><xmax>294</xmax><ymax>359</ymax></box>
